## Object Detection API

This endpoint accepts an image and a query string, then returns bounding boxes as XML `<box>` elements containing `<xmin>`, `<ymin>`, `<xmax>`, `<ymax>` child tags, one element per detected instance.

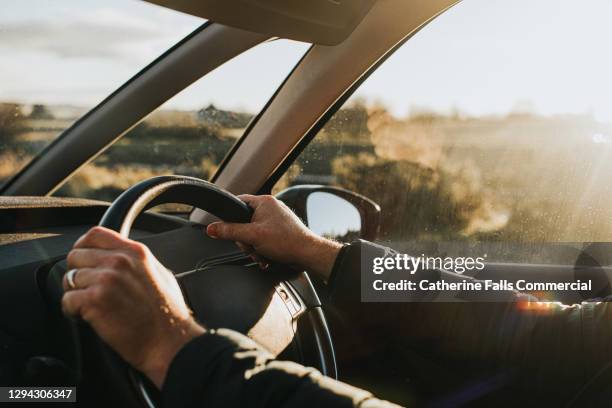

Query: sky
<box><xmin>0</xmin><ymin>1</ymin><xmax>200</xmax><ymax>107</ymax></box>
<box><xmin>359</xmin><ymin>0</ymin><xmax>612</xmax><ymax>122</ymax></box>
<box><xmin>2</xmin><ymin>0</ymin><xmax>612</xmax><ymax>122</ymax></box>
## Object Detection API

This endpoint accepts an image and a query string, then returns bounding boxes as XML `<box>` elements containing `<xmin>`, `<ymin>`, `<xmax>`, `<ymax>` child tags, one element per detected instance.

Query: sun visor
<box><xmin>144</xmin><ymin>0</ymin><xmax>376</xmax><ymax>45</ymax></box>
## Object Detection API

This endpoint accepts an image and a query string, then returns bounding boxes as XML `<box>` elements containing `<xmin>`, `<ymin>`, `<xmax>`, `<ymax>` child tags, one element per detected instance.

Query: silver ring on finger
<box><xmin>66</xmin><ymin>268</ymin><xmax>79</xmax><ymax>290</ymax></box>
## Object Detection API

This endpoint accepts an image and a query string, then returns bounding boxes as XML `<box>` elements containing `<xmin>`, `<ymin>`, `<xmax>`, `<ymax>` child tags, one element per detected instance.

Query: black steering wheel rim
<box><xmin>99</xmin><ymin>175</ymin><xmax>253</xmax><ymax>234</ymax></box>
<box><xmin>87</xmin><ymin>175</ymin><xmax>335</xmax><ymax>407</ymax></box>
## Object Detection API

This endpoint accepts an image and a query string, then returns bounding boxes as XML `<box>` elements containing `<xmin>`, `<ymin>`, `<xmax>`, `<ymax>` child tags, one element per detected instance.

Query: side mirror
<box><xmin>276</xmin><ymin>185</ymin><xmax>381</xmax><ymax>242</ymax></box>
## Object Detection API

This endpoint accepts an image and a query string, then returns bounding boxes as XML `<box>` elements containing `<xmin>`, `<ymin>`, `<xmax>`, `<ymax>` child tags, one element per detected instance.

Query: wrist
<box><xmin>300</xmin><ymin>235</ymin><xmax>343</xmax><ymax>281</ymax></box>
<box><xmin>141</xmin><ymin>319</ymin><xmax>206</xmax><ymax>388</ymax></box>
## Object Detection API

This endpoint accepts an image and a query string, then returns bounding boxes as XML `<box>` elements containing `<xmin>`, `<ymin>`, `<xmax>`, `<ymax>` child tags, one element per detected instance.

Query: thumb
<box><xmin>207</xmin><ymin>222</ymin><xmax>255</xmax><ymax>244</ymax></box>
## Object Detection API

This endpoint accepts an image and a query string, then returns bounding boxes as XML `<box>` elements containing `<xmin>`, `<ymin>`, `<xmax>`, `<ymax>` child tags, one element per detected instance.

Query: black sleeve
<box><xmin>162</xmin><ymin>328</ymin><xmax>401</xmax><ymax>408</ymax></box>
<box><xmin>326</xmin><ymin>240</ymin><xmax>389</xmax><ymax>305</ymax></box>
<box><xmin>326</xmin><ymin>239</ymin><xmax>528</xmax><ymax>304</ymax></box>
<box><xmin>324</xmin><ymin>240</ymin><xmax>612</xmax><ymax>401</ymax></box>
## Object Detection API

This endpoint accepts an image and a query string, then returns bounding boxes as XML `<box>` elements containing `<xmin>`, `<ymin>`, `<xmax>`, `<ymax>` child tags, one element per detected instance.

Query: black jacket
<box><xmin>161</xmin><ymin>240</ymin><xmax>612</xmax><ymax>407</ymax></box>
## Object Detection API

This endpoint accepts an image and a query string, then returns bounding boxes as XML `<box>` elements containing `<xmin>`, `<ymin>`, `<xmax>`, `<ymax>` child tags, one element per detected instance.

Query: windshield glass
<box><xmin>0</xmin><ymin>0</ymin><xmax>203</xmax><ymax>189</ymax></box>
<box><xmin>53</xmin><ymin>39</ymin><xmax>309</xmax><ymax>205</ymax></box>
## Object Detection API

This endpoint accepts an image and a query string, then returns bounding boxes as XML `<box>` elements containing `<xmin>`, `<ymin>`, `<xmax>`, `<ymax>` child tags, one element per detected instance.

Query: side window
<box><xmin>274</xmin><ymin>0</ymin><xmax>612</xmax><ymax>264</ymax></box>
<box><xmin>56</xmin><ymin>39</ymin><xmax>309</xmax><ymax>208</ymax></box>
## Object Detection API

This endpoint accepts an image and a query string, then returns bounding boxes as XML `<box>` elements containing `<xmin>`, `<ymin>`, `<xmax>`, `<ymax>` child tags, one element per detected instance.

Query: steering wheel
<box><xmin>49</xmin><ymin>176</ymin><xmax>336</xmax><ymax>407</ymax></box>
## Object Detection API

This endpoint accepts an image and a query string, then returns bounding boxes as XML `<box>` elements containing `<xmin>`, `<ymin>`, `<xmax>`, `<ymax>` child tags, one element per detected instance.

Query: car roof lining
<box><xmin>144</xmin><ymin>0</ymin><xmax>376</xmax><ymax>46</ymax></box>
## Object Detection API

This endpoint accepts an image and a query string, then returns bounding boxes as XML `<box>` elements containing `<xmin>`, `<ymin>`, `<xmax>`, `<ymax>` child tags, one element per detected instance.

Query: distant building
<box><xmin>197</xmin><ymin>104</ymin><xmax>252</xmax><ymax>129</ymax></box>
<box><xmin>29</xmin><ymin>104</ymin><xmax>54</xmax><ymax>120</ymax></box>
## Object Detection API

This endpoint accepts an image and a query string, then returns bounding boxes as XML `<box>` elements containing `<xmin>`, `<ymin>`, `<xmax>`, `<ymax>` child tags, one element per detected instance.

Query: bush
<box><xmin>0</xmin><ymin>103</ymin><xmax>25</xmax><ymax>142</ymax></box>
<box><xmin>332</xmin><ymin>153</ymin><xmax>488</xmax><ymax>240</ymax></box>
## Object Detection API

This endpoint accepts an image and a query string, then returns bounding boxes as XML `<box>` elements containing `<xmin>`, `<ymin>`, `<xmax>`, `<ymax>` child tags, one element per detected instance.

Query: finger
<box><xmin>61</xmin><ymin>288</ymin><xmax>90</xmax><ymax>317</ymax></box>
<box><xmin>67</xmin><ymin>248</ymin><xmax>133</xmax><ymax>270</ymax></box>
<box><xmin>74</xmin><ymin>226</ymin><xmax>127</xmax><ymax>250</ymax></box>
<box><xmin>237</xmin><ymin>194</ymin><xmax>266</xmax><ymax>209</ymax></box>
<box><xmin>206</xmin><ymin>222</ymin><xmax>256</xmax><ymax>243</ymax></box>
<box><xmin>62</xmin><ymin>267</ymin><xmax>97</xmax><ymax>291</ymax></box>
<box><xmin>235</xmin><ymin>241</ymin><xmax>255</xmax><ymax>255</ymax></box>
<box><xmin>237</xmin><ymin>194</ymin><xmax>257</xmax><ymax>203</ymax></box>
<box><xmin>63</xmin><ymin>268</ymin><xmax>122</xmax><ymax>291</ymax></box>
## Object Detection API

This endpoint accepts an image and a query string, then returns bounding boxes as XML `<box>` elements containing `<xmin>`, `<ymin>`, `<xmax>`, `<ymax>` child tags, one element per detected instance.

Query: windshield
<box><xmin>0</xmin><ymin>0</ymin><xmax>203</xmax><ymax>189</ymax></box>
<box><xmin>53</xmin><ymin>38</ymin><xmax>309</xmax><ymax>204</ymax></box>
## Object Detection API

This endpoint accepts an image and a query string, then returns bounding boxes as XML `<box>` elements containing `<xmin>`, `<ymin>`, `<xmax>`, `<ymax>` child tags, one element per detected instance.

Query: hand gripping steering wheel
<box><xmin>54</xmin><ymin>176</ymin><xmax>336</xmax><ymax>407</ymax></box>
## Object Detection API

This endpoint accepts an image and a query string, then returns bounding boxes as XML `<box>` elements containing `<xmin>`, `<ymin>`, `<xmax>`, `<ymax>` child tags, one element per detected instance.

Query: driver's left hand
<box><xmin>62</xmin><ymin>226</ymin><xmax>205</xmax><ymax>388</ymax></box>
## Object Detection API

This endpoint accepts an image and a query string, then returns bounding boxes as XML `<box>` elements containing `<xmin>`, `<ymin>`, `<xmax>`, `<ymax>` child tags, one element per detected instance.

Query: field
<box><xmin>3</xmin><ymin>101</ymin><xmax>612</xmax><ymax>258</ymax></box>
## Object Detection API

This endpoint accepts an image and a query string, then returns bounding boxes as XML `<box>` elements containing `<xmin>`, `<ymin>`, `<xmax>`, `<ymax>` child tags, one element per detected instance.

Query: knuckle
<box><xmin>88</xmin><ymin>226</ymin><xmax>106</xmax><ymax>239</ymax></box>
<box><xmin>99</xmin><ymin>270</ymin><xmax>120</xmax><ymax>287</ymax></box>
<box><xmin>261</xmin><ymin>195</ymin><xmax>276</xmax><ymax>204</ymax></box>
<box><xmin>60</xmin><ymin>295</ymin><xmax>71</xmax><ymax>311</ymax></box>
<box><xmin>75</xmin><ymin>227</ymin><xmax>104</xmax><ymax>248</ymax></box>
<box><xmin>90</xmin><ymin>286</ymin><xmax>107</xmax><ymax>304</ymax></box>
<box><xmin>66</xmin><ymin>250</ymin><xmax>78</xmax><ymax>266</ymax></box>
<box><xmin>129</xmin><ymin>242</ymin><xmax>148</xmax><ymax>259</ymax></box>
<box><xmin>106</xmin><ymin>253</ymin><xmax>131</xmax><ymax>269</ymax></box>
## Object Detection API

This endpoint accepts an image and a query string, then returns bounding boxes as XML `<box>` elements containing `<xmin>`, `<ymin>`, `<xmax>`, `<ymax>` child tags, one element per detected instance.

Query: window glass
<box><xmin>0</xmin><ymin>0</ymin><xmax>203</xmax><ymax>189</ymax></box>
<box><xmin>55</xmin><ymin>39</ymin><xmax>309</xmax><ymax>207</ymax></box>
<box><xmin>274</xmin><ymin>0</ymin><xmax>612</xmax><ymax>264</ymax></box>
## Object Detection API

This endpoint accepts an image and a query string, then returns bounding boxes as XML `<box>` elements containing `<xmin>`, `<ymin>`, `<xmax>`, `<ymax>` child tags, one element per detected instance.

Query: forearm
<box><xmin>162</xmin><ymin>329</ymin><xmax>399</xmax><ymax>408</ymax></box>
<box><xmin>299</xmin><ymin>235</ymin><xmax>343</xmax><ymax>283</ymax></box>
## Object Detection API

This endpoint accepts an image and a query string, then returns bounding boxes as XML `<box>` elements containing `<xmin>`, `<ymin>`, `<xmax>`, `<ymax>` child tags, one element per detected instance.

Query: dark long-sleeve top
<box><xmin>161</xmin><ymin>240</ymin><xmax>612</xmax><ymax>407</ymax></box>
<box><xmin>162</xmin><ymin>327</ymin><xmax>400</xmax><ymax>407</ymax></box>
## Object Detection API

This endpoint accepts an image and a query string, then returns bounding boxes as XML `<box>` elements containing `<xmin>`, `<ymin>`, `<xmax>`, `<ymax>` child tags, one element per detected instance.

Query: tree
<box><xmin>0</xmin><ymin>103</ymin><xmax>25</xmax><ymax>142</ymax></box>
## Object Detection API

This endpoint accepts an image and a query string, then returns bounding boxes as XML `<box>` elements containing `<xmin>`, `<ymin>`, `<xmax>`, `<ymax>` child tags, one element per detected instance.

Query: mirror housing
<box><xmin>276</xmin><ymin>185</ymin><xmax>381</xmax><ymax>241</ymax></box>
